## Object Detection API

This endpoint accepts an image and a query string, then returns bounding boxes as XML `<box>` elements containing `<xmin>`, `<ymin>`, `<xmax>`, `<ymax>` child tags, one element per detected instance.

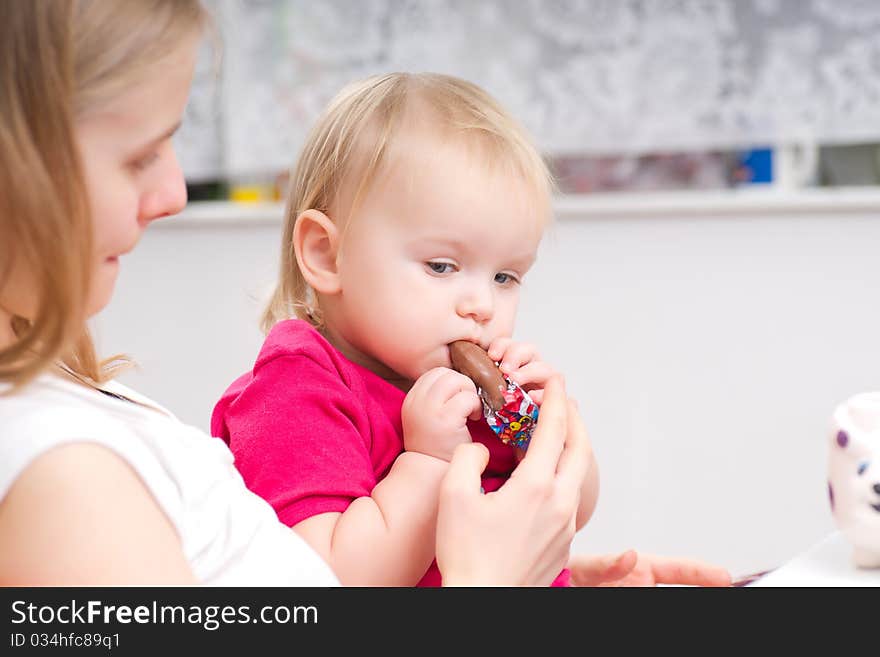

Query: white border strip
<box><xmin>162</xmin><ymin>188</ymin><xmax>880</xmax><ymax>228</ymax></box>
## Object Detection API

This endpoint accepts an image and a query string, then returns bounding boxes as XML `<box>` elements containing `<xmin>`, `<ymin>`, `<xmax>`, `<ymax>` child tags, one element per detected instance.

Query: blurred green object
<box><xmin>818</xmin><ymin>143</ymin><xmax>880</xmax><ymax>187</ymax></box>
<box><xmin>185</xmin><ymin>180</ymin><xmax>229</xmax><ymax>201</ymax></box>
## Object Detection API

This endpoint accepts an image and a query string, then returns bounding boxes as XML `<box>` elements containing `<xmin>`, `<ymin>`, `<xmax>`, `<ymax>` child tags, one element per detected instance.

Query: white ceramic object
<box><xmin>829</xmin><ymin>392</ymin><xmax>880</xmax><ymax>568</ymax></box>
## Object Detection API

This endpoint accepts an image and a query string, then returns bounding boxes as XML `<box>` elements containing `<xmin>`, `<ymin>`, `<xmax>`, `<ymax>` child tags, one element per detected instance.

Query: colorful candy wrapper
<box><xmin>481</xmin><ymin>379</ymin><xmax>539</xmax><ymax>450</ymax></box>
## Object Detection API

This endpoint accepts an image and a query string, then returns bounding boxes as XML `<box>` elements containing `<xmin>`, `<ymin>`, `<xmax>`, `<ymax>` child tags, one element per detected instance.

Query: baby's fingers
<box><xmin>430</xmin><ymin>368</ymin><xmax>478</xmax><ymax>403</ymax></box>
<box><xmin>446</xmin><ymin>389</ymin><xmax>483</xmax><ymax>424</ymax></box>
<box><xmin>498</xmin><ymin>342</ymin><xmax>540</xmax><ymax>377</ymax></box>
<box><xmin>409</xmin><ymin>366</ymin><xmax>454</xmax><ymax>396</ymax></box>
<box><xmin>486</xmin><ymin>337</ymin><xmax>513</xmax><ymax>363</ymax></box>
<box><xmin>507</xmin><ymin>361</ymin><xmax>556</xmax><ymax>389</ymax></box>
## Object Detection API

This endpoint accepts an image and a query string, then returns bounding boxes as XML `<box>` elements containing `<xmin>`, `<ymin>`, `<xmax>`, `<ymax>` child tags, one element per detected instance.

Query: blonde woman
<box><xmin>0</xmin><ymin>0</ymin><xmax>589</xmax><ymax>586</ymax></box>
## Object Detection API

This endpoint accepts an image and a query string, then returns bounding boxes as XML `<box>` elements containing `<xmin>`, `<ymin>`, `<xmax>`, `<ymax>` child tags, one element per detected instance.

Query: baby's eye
<box><xmin>858</xmin><ymin>461</ymin><xmax>869</xmax><ymax>476</ymax></box>
<box><xmin>494</xmin><ymin>272</ymin><xmax>520</xmax><ymax>285</ymax></box>
<box><xmin>426</xmin><ymin>261</ymin><xmax>455</xmax><ymax>275</ymax></box>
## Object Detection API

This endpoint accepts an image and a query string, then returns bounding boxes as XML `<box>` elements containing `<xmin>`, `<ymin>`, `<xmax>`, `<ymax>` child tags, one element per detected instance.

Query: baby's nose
<box><xmin>456</xmin><ymin>286</ymin><xmax>494</xmax><ymax>322</ymax></box>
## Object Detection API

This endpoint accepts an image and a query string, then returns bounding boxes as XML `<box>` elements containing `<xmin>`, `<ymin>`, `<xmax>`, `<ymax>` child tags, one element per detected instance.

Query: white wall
<box><xmin>93</xmin><ymin>218</ymin><xmax>282</xmax><ymax>431</ymax></box>
<box><xmin>95</xmin><ymin>197</ymin><xmax>880</xmax><ymax>579</ymax></box>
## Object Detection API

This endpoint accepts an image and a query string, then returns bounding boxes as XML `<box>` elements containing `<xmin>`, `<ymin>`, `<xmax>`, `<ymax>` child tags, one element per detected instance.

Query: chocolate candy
<box><xmin>448</xmin><ymin>340</ymin><xmax>539</xmax><ymax>450</ymax></box>
<box><xmin>448</xmin><ymin>340</ymin><xmax>507</xmax><ymax>411</ymax></box>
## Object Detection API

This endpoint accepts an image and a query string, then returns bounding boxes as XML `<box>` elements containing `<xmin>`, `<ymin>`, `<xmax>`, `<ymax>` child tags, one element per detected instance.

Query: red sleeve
<box><xmin>222</xmin><ymin>353</ymin><xmax>378</xmax><ymax>528</ymax></box>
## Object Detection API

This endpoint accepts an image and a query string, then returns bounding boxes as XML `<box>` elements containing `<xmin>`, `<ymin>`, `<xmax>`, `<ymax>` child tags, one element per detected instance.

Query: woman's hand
<box><xmin>568</xmin><ymin>550</ymin><xmax>732</xmax><ymax>587</ymax></box>
<box><xmin>435</xmin><ymin>376</ymin><xmax>590</xmax><ymax>586</ymax></box>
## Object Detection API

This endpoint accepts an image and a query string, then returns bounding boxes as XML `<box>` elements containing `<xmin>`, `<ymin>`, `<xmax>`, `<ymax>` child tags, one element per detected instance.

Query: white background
<box><xmin>95</xmin><ymin>194</ymin><xmax>880</xmax><ymax>579</ymax></box>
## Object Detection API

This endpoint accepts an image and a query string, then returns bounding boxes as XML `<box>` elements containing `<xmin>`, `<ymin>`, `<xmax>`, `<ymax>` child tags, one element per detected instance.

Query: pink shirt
<box><xmin>212</xmin><ymin>319</ymin><xmax>569</xmax><ymax>587</ymax></box>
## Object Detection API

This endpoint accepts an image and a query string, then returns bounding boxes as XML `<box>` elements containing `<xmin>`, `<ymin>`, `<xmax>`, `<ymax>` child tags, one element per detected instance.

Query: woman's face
<box><xmin>74</xmin><ymin>37</ymin><xmax>199</xmax><ymax>317</ymax></box>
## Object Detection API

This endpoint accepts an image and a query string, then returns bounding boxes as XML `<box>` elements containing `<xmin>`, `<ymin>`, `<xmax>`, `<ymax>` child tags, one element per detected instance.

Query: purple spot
<box><xmin>828</xmin><ymin>481</ymin><xmax>834</xmax><ymax>511</ymax></box>
<box><xmin>837</xmin><ymin>430</ymin><xmax>849</xmax><ymax>448</ymax></box>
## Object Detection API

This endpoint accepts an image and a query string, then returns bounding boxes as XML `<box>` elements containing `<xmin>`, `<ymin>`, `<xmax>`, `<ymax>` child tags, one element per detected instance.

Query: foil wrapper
<box><xmin>480</xmin><ymin>379</ymin><xmax>539</xmax><ymax>450</ymax></box>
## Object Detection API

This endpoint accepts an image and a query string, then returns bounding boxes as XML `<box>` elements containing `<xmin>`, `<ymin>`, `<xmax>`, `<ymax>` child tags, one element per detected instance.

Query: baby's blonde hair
<box><xmin>0</xmin><ymin>0</ymin><xmax>208</xmax><ymax>390</ymax></box>
<box><xmin>262</xmin><ymin>72</ymin><xmax>555</xmax><ymax>333</ymax></box>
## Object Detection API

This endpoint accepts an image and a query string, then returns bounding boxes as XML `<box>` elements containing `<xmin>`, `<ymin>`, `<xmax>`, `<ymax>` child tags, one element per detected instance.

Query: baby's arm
<box><xmin>488</xmin><ymin>338</ymin><xmax>599</xmax><ymax>530</ymax></box>
<box><xmin>294</xmin><ymin>452</ymin><xmax>448</xmax><ymax>585</ymax></box>
<box><xmin>293</xmin><ymin>367</ymin><xmax>481</xmax><ymax>586</ymax></box>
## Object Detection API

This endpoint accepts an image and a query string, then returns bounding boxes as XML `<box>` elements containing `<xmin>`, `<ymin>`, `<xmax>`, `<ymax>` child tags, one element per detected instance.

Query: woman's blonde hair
<box><xmin>262</xmin><ymin>72</ymin><xmax>555</xmax><ymax>333</ymax></box>
<box><xmin>0</xmin><ymin>0</ymin><xmax>208</xmax><ymax>391</ymax></box>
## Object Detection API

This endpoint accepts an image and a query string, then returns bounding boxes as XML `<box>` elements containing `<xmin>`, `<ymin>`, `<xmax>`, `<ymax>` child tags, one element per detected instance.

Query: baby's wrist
<box><xmin>399</xmin><ymin>449</ymin><xmax>452</xmax><ymax>469</ymax></box>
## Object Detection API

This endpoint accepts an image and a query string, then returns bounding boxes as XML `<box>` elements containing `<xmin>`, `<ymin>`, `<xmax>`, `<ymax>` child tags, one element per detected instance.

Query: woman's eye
<box><xmin>494</xmin><ymin>272</ymin><xmax>519</xmax><ymax>285</ymax></box>
<box><xmin>426</xmin><ymin>262</ymin><xmax>454</xmax><ymax>274</ymax></box>
<box><xmin>129</xmin><ymin>152</ymin><xmax>159</xmax><ymax>172</ymax></box>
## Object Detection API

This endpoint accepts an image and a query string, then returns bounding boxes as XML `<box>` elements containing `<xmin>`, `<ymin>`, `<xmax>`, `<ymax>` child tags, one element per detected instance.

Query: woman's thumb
<box><xmin>442</xmin><ymin>443</ymin><xmax>490</xmax><ymax>498</ymax></box>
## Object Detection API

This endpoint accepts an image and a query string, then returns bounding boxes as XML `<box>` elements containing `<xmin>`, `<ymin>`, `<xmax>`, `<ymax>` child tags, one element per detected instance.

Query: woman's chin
<box><xmin>86</xmin><ymin>263</ymin><xmax>120</xmax><ymax>316</ymax></box>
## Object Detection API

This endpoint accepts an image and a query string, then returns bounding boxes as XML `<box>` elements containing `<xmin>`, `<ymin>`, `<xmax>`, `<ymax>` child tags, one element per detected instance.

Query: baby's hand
<box><xmin>487</xmin><ymin>338</ymin><xmax>557</xmax><ymax>406</ymax></box>
<box><xmin>402</xmin><ymin>367</ymin><xmax>483</xmax><ymax>462</ymax></box>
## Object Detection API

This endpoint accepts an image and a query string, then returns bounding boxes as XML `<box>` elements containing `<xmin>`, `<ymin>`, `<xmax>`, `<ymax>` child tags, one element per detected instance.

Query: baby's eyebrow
<box><xmin>419</xmin><ymin>236</ymin><xmax>469</xmax><ymax>251</ymax></box>
<box><xmin>508</xmin><ymin>253</ymin><xmax>537</xmax><ymax>274</ymax></box>
<box><xmin>415</xmin><ymin>235</ymin><xmax>538</xmax><ymax>270</ymax></box>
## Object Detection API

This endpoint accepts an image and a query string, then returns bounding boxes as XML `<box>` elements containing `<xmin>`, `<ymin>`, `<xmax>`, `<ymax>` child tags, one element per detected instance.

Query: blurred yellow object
<box><xmin>229</xmin><ymin>184</ymin><xmax>274</xmax><ymax>203</ymax></box>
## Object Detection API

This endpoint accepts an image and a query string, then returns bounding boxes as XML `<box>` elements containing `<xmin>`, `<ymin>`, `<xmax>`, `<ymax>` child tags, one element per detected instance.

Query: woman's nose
<box><xmin>138</xmin><ymin>151</ymin><xmax>187</xmax><ymax>225</ymax></box>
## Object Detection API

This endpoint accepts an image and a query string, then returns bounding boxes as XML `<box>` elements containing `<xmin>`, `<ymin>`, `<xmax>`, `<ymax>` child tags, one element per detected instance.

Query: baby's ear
<box><xmin>293</xmin><ymin>209</ymin><xmax>341</xmax><ymax>295</ymax></box>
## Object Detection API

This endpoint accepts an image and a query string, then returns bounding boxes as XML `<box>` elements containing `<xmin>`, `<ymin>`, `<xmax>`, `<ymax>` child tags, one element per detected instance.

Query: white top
<box><xmin>0</xmin><ymin>373</ymin><xmax>339</xmax><ymax>586</ymax></box>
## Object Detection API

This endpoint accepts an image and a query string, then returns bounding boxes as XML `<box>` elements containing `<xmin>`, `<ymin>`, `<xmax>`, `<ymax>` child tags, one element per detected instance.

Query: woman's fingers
<box><xmin>569</xmin><ymin>551</ymin><xmax>637</xmax><ymax>586</ymax></box>
<box><xmin>568</xmin><ymin>551</ymin><xmax>732</xmax><ymax>587</ymax></box>
<box><xmin>644</xmin><ymin>556</ymin><xmax>733</xmax><ymax>587</ymax></box>
<box><xmin>555</xmin><ymin>399</ymin><xmax>592</xmax><ymax>492</ymax></box>
<box><xmin>441</xmin><ymin>443</ymin><xmax>491</xmax><ymax>500</ymax></box>
<box><xmin>511</xmin><ymin>375</ymin><xmax>567</xmax><ymax>479</ymax></box>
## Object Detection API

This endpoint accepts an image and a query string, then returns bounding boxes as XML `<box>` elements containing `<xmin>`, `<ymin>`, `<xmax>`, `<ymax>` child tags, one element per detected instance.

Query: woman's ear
<box><xmin>293</xmin><ymin>209</ymin><xmax>341</xmax><ymax>295</ymax></box>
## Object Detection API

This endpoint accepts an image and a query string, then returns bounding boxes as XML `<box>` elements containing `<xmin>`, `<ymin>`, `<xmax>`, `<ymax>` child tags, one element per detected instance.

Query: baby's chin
<box><xmin>404</xmin><ymin>356</ymin><xmax>451</xmax><ymax>381</ymax></box>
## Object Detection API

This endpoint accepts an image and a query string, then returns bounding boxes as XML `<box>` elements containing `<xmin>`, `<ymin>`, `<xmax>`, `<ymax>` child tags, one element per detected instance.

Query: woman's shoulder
<box><xmin>0</xmin><ymin>439</ymin><xmax>199</xmax><ymax>585</ymax></box>
<box><xmin>0</xmin><ymin>375</ymin><xmax>144</xmax><ymax>498</ymax></box>
<box><xmin>0</xmin><ymin>374</ymin><xmax>133</xmax><ymax>434</ymax></box>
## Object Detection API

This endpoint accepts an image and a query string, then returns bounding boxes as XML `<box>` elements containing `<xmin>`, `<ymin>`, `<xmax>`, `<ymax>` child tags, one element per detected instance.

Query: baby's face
<box><xmin>330</xmin><ymin>134</ymin><xmax>547</xmax><ymax>385</ymax></box>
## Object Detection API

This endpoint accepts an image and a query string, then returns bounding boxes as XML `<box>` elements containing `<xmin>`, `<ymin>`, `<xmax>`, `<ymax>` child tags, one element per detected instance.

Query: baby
<box><xmin>212</xmin><ymin>73</ymin><xmax>598</xmax><ymax>585</ymax></box>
